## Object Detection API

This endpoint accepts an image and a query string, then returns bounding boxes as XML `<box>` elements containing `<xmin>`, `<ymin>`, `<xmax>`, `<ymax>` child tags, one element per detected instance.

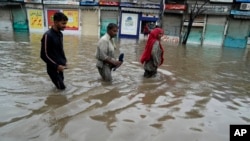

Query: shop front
<box><xmin>0</xmin><ymin>1</ymin><xmax>13</xmax><ymax>32</ymax></box>
<box><xmin>119</xmin><ymin>0</ymin><xmax>160</xmax><ymax>39</ymax></box>
<box><xmin>43</xmin><ymin>0</ymin><xmax>80</xmax><ymax>34</ymax></box>
<box><xmin>223</xmin><ymin>0</ymin><xmax>250</xmax><ymax>48</ymax></box>
<box><xmin>202</xmin><ymin>1</ymin><xmax>231</xmax><ymax>47</ymax></box>
<box><xmin>162</xmin><ymin>3</ymin><xmax>186</xmax><ymax>46</ymax></box>
<box><xmin>183</xmin><ymin>15</ymin><xmax>205</xmax><ymax>45</ymax></box>
<box><xmin>80</xmin><ymin>0</ymin><xmax>99</xmax><ymax>36</ymax></box>
<box><xmin>9</xmin><ymin>0</ymin><xmax>29</xmax><ymax>31</ymax></box>
<box><xmin>99</xmin><ymin>0</ymin><xmax>119</xmax><ymax>37</ymax></box>
<box><xmin>0</xmin><ymin>0</ymin><xmax>14</xmax><ymax>40</ymax></box>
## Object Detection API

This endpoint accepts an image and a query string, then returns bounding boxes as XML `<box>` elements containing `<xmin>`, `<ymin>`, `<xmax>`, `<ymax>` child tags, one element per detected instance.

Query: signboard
<box><xmin>28</xmin><ymin>9</ymin><xmax>43</xmax><ymax>30</ymax></box>
<box><xmin>43</xmin><ymin>0</ymin><xmax>79</xmax><ymax>5</ymax></box>
<box><xmin>99</xmin><ymin>0</ymin><xmax>119</xmax><ymax>6</ymax></box>
<box><xmin>240</xmin><ymin>3</ymin><xmax>250</xmax><ymax>10</ymax></box>
<box><xmin>80</xmin><ymin>0</ymin><xmax>99</xmax><ymax>6</ymax></box>
<box><xmin>210</xmin><ymin>0</ymin><xmax>233</xmax><ymax>3</ymax></box>
<box><xmin>165</xmin><ymin>4</ymin><xmax>186</xmax><ymax>10</ymax></box>
<box><xmin>183</xmin><ymin>21</ymin><xmax>204</xmax><ymax>27</ymax></box>
<box><xmin>120</xmin><ymin>13</ymin><xmax>138</xmax><ymax>35</ymax></box>
<box><xmin>120</xmin><ymin>0</ymin><xmax>160</xmax><ymax>9</ymax></box>
<box><xmin>235</xmin><ymin>0</ymin><xmax>250</xmax><ymax>2</ymax></box>
<box><xmin>189</xmin><ymin>4</ymin><xmax>231</xmax><ymax>15</ymax></box>
<box><xmin>231</xmin><ymin>10</ymin><xmax>250</xmax><ymax>16</ymax></box>
<box><xmin>24</xmin><ymin>0</ymin><xmax>42</xmax><ymax>3</ymax></box>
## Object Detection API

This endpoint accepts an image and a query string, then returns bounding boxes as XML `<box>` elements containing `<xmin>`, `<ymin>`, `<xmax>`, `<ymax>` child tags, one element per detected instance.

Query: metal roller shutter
<box><xmin>100</xmin><ymin>10</ymin><xmax>118</xmax><ymax>37</ymax></box>
<box><xmin>0</xmin><ymin>7</ymin><xmax>13</xmax><ymax>32</ymax></box>
<box><xmin>203</xmin><ymin>16</ymin><xmax>226</xmax><ymax>47</ymax></box>
<box><xmin>81</xmin><ymin>9</ymin><xmax>98</xmax><ymax>36</ymax></box>
<box><xmin>162</xmin><ymin>14</ymin><xmax>182</xmax><ymax>36</ymax></box>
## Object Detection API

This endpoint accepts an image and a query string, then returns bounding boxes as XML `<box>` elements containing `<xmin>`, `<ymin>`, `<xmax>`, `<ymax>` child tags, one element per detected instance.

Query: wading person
<box><xmin>140</xmin><ymin>28</ymin><xmax>164</xmax><ymax>78</ymax></box>
<box><xmin>95</xmin><ymin>23</ymin><xmax>122</xmax><ymax>81</ymax></box>
<box><xmin>143</xmin><ymin>23</ymin><xmax>150</xmax><ymax>38</ymax></box>
<box><xmin>40</xmin><ymin>12</ymin><xmax>68</xmax><ymax>90</ymax></box>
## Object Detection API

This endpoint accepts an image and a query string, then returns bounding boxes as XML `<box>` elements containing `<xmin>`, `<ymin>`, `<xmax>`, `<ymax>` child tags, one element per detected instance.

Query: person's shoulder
<box><xmin>153</xmin><ymin>40</ymin><xmax>160</xmax><ymax>46</ymax></box>
<box><xmin>43</xmin><ymin>29</ymin><xmax>53</xmax><ymax>36</ymax></box>
<box><xmin>99</xmin><ymin>34</ymin><xmax>109</xmax><ymax>41</ymax></box>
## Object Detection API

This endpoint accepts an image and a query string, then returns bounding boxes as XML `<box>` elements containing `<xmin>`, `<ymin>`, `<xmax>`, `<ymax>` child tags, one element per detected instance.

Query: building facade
<box><xmin>0</xmin><ymin>0</ymin><xmax>249</xmax><ymax>48</ymax></box>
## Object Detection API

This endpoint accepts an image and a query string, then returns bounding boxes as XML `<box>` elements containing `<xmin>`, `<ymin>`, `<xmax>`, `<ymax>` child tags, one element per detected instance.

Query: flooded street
<box><xmin>0</xmin><ymin>32</ymin><xmax>250</xmax><ymax>141</ymax></box>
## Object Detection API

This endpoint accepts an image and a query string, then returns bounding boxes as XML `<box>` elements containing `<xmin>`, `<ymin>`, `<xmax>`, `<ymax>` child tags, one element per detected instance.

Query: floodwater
<box><xmin>0</xmin><ymin>31</ymin><xmax>250</xmax><ymax>141</ymax></box>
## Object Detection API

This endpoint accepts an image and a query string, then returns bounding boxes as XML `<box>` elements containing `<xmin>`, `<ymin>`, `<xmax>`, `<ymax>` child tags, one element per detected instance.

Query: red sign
<box><xmin>165</xmin><ymin>4</ymin><xmax>186</xmax><ymax>10</ymax></box>
<box><xmin>47</xmin><ymin>10</ymin><xmax>59</xmax><ymax>28</ymax></box>
<box><xmin>99</xmin><ymin>1</ymin><xmax>119</xmax><ymax>6</ymax></box>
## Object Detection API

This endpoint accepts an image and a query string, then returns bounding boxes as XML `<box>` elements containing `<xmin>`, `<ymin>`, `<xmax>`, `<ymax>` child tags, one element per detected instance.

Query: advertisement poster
<box><xmin>47</xmin><ymin>10</ymin><xmax>59</xmax><ymax>28</ymax></box>
<box><xmin>47</xmin><ymin>10</ymin><xmax>79</xmax><ymax>30</ymax></box>
<box><xmin>28</xmin><ymin>9</ymin><xmax>43</xmax><ymax>30</ymax></box>
<box><xmin>63</xmin><ymin>10</ymin><xmax>79</xmax><ymax>30</ymax></box>
<box><xmin>120</xmin><ymin>13</ymin><xmax>138</xmax><ymax>35</ymax></box>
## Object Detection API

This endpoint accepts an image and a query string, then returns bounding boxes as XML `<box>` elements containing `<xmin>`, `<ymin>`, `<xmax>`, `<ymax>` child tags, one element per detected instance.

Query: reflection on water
<box><xmin>0</xmin><ymin>33</ymin><xmax>250</xmax><ymax>141</ymax></box>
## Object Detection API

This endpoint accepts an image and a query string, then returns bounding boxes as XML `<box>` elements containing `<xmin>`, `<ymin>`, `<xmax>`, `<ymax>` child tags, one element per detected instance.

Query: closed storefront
<box><xmin>162</xmin><ymin>14</ymin><xmax>182</xmax><ymax>37</ymax></box>
<box><xmin>100</xmin><ymin>7</ymin><xmax>119</xmax><ymax>37</ymax></box>
<box><xmin>80</xmin><ymin>0</ymin><xmax>99</xmax><ymax>37</ymax></box>
<box><xmin>0</xmin><ymin>5</ymin><xmax>14</xmax><ymax>41</ymax></box>
<box><xmin>224</xmin><ymin>1</ymin><xmax>250</xmax><ymax>48</ymax></box>
<box><xmin>81</xmin><ymin>8</ymin><xmax>99</xmax><ymax>36</ymax></box>
<box><xmin>183</xmin><ymin>15</ymin><xmax>205</xmax><ymax>45</ymax></box>
<box><xmin>11</xmin><ymin>5</ymin><xmax>29</xmax><ymax>30</ymax></box>
<box><xmin>203</xmin><ymin>16</ymin><xmax>226</xmax><ymax>46</ymax></box>
<box><xmin>224</xmin><ymin>17</ymin><xmax>249</xmax><ymax>48</ymax></box>
<box><xmin>162</xmin><ymin>3</ymin><xmax>186</xmax><ymax>46</ymax></box>
<box><xmin>0</xmin><ymin>6</ymin><xmax>13</xmax><ymax>32</ymax></box>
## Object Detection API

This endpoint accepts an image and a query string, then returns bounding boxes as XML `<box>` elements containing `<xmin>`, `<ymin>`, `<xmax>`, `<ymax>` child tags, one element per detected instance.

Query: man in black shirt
<box><xmin>40</xmin><ymin>12</ymin><xmax>68</xmax><ymax>90</ymax></box>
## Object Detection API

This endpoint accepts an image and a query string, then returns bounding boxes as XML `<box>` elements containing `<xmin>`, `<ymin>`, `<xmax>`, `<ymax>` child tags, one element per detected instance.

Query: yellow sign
<box><xmin>63</xmin><ymin>10</ymin><xmax>79</xmax><ymax>30</ymax></box>
<box><xmin>28</xmin><ymin>9</ymin><xmax>43</xmax><ymax>29</ymax></box>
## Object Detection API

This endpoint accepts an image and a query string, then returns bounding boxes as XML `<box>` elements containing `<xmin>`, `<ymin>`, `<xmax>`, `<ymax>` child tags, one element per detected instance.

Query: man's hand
<box><xmin>57</xmin><ymin>65</ymin><xmax>66</xmax><ymax>72</ymax></box>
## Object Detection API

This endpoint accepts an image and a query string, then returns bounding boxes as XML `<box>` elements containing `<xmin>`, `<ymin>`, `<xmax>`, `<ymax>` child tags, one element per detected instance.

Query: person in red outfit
<box><xmin>140</xmin><ymin>28</ymin><xmax>164</xmax><ymax>78</ymax></box>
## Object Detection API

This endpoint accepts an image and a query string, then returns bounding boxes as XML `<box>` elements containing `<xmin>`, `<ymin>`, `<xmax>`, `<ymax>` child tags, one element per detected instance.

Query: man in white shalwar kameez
<box><xmin>95</xmin><ymin>23</ymin><xmax>122</xmax><ymax>81</ymax></box>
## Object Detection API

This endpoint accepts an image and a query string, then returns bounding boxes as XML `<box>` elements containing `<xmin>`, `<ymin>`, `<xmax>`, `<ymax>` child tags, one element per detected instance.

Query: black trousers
<box><xmin>47</xmin><ymin>67</ymin><xmax>66</xmax><ymax>90</ymax></box>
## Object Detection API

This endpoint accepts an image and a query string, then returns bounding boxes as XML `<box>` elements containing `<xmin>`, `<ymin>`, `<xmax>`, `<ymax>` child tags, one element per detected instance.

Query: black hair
<box><xmin>107</xmin><ymin>23</ymin><xmax>118</xmax><ymax>31</ymax></box>
<box><xmin>53</xmin><ymin>12</ymin><xmax>68</xmax><ymax>22</ymax></box>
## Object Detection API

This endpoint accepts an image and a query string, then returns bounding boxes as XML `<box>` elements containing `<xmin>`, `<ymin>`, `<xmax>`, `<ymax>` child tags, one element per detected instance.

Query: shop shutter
<box><xmin>203</xmin><ymin>16</ymin><xmax>226</xmax><ymax>47</ymax></box>
<box><xmin>162</xmin><ymin>14</ymin><xmax>182</xmax><ymax>36</ymax></box>
<box><xmin>100</xmin><ymin>10</ymin><xmax>118</xmax><ymax>37</ymax></box>
<box><xmin>81</xmin><ymin>9</ymin><xmax>98</xmax><ymax>36</ymax></box>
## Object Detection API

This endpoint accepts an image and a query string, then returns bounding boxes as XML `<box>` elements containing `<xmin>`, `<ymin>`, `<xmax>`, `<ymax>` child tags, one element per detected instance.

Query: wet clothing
<box><xmin>95</xmin><ymin>33</ymin><xmax>116</xmax><ymax>81</ymax></box>
<box><xmin>140</xmin><ymin>28</ymin><xmax>164</xmax><ymax>78</ymax></box>
<box><xmin>40</xmin><ymin>28</ymin><xmax>67</xmax><ymax>89</ymax></box>
<box><xmin>143</xmin><ymin>41</ymin><xmax>162</xmax><ymax>77</ymax></box>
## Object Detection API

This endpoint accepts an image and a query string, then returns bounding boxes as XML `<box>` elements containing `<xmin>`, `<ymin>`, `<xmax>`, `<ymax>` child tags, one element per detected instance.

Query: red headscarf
<box><xmin>140</xmin><ymin>28</ymin><xmax>164</xmax><ymax>65</ymax></box>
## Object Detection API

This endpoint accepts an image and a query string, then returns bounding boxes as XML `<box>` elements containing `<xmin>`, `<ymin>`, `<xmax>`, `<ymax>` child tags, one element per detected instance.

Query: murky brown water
<box><xmin>0</xmin><ymin>32</ymin><xmax>250</xmax><ymax>141</ymax></box>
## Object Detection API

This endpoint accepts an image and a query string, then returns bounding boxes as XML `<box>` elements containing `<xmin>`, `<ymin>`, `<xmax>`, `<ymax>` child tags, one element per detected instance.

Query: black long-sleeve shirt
<box><xmin>40</xmin><ymin>28</ymin><xmax>67</xmax><ymax>69</ymax></box>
